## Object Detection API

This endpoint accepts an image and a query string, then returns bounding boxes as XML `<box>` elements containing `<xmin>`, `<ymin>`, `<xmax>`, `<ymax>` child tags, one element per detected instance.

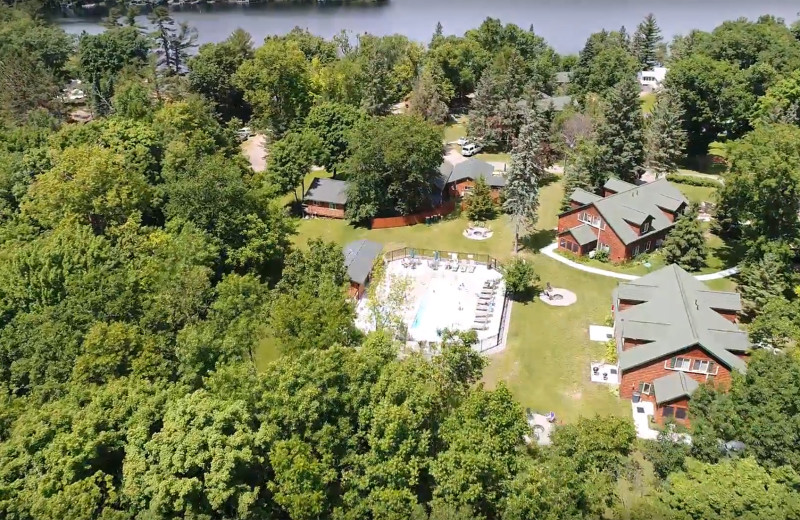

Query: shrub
<box><xmin>593</xmin><ymin>248</ymin><xmax>609</xmax><ymax>262</ymax></box>
<box><xmin>464</xmin><ymin>177</ymin><xmax>496</xmax><ymax>222</ymax></box>
<box><xmin>502</xmin><ymin>257</ymin><xmax>538</xmax><ymax>300</ymax></box>
<box><xmin>666</xmin><ymin>174</ymin><xmax>722</xmax><ymax>188</ymax></box>
<box><xmin>604</xmin><ymin>338</ymin><xmax>618</xmax><ymax>363</ymax></box>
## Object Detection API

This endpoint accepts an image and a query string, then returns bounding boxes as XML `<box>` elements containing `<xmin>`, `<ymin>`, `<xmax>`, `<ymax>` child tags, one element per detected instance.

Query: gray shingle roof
<box><xmin>567</xmin><ymin>224</ymin><xmax>598</xmax><ymax>246</ymax></box>
<box><xmin>592</xmin><ymin>179</ymin><xmax>688</xmax><ymax>245</ymax></box>
<box><xmin>616</xmin><ymin>264</ymin><xmax>749</xmax><ymax>373</ymax></box>
<box><xmin>653</xmin><ymin>372</ymin><xmax>699</xmax><ymax>405</ymax></box>
<box><xmin>535</xmin><ymin>95</ymin><xmax>574</xmax><ymax>112</ymax></box>
<box><xmin>569</xmin><ymin>188</ymin><xmax>602</xmax><ymax>206</ymax></box>
<box><xmin>442</xmin><ymin>158</ymin><xmax>506</xmax><ymax>188</ymax></box>
<box><xmin>343</xmin><ymin>240</ymin><xmax>382</xmax><ymax>285</ymax></box>
<box><xmin>555</xmin><ymin>71</ymin><xmax>573</xmax><ymax>84</ymax></box>
<box><xmin>303</xmin><ymin>178</ymin><xmax>349</xmax><ymax>205</ymax></box>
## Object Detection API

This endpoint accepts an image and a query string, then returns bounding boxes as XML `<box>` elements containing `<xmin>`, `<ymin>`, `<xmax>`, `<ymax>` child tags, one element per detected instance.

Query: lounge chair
<box><xmin>479</xmin><ymin>290</ymin><xmax>496</xmax><ymax>297</ymax></box>
<box><xmin>476</xmin><ymin>304</ymin><xmax>494</xmax><ymax>311</ymax></box>
<box><xmin>468</xmin><ymin>260</ymin><xmax>476</xmax><ymax>273</ymax></box>
<box><xmin>459</xmin><ymin>261</ymin><xmax>467</xmax><ymax>272</ymax></box>
<box><xmin>473</xmin><ymin>318</ymin><xmax>490</xmax><ymax>326</ymax></box>
<box><xmin>475</xmin><ymin>312</ymin><xmax>493</xmax><ymax>319</ymax></box>
<box><xmin>471</xmin><ymin>324</ymin><xmax>488</xmax><ymax>331</ymax></box>
<box><xmin>477</xmin><ymin>295</ymin><xmax>494</xmax><ymax>302</ymax></box>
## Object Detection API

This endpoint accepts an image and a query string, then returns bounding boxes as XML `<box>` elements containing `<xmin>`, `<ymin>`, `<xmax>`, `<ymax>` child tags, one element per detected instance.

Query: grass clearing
<box><xmin>675</xmin><ymin>184</ymin><xmax>717</xmax><ymax>205</ymax></box>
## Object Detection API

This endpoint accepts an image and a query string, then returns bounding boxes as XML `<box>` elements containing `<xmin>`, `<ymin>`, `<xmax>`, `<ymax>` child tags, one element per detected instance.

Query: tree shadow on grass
<box><xmin>521</xmin><ymin>229</ymin><xmax>557</xmax><ymax>253</ymax></box>
<box><xmin>710</xmin><ymin>234</ymin><xmax>749</xmax><ymax>269</ymax></box>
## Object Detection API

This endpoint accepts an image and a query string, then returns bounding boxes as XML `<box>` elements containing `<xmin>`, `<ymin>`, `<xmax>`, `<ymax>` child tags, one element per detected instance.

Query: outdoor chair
<box><xmin>459</xmin><ymin>261</ymin><xmax>467</xmax><ymax>272</ymax></box>
<box><xmin>479</xmin><ymin>289</ymin><xmax>496</xmax><ymax>296</ymax></box>
<box><xmin>473</xmin><ymin>318</ymin><xmax>490</xmax><ymax>325</ymax></box>
<box><xmin>476</xmin><ymin>304</ymin><xmax>494</xmax><ymax>311</ymax></box>
<box><xmin>475</xmin><ymin>312</ymin><xmax>493</xmax><ymax>319</ymax></box>
<box><xmin>477</xmin><ymin>295</ymin><xmax>494</xmax><ymax>302</ymax></box>
<box><xmin>468</xmin><ymin>260</ymin><xmax>476</xmax><ymax>273</ymax></box>
<box><xmin>471</xmin><ymin>324</ymin><xmax>488</xmax><ymax>331</ymax></box>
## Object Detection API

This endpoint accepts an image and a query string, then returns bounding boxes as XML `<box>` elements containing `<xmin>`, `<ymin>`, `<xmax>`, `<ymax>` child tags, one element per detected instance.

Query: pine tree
<box><xmin>560</xmin><ymin>139</ymin><xmax>605</xmax><ymax>211</ymax></box>
<box><xmin>646</xmin><ymin>91</ymin><xmax>687</xmax><ymax>177</ymax></box>
<box><xmin>597</xmin><ymin>77</ymin><xmax>646</xmax><ymax>183</ymax></box>
<box><xmin>430</xmin><ymin>21</ymin><xmax>444</xmax><ymax>48</ymax></box>
<box><xmin>633</xmin><ymin>14</ymin><xmax>662</xmax><ymax>69</ymax></box>
<box><xmin>465</xmin><ymin>177</ymin><xmax>496</xmax><ymax>222</ymax></box>
<box><xmin>503</xmin><ymin>109</ymin><xmax>547</xmax><ymax>252</ymax></box>
<box><xmin>661</xmin><ymin>203</ymin><xmax>707</xmax><ymax>271</ymax></box>
<box><xmin>408</xmin><ymin>66</ymin><xmax>449</xmax><ymax>124</ymax></box>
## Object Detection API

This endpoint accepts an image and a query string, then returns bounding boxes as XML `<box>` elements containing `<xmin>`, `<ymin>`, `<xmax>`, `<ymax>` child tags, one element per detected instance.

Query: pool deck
<box><xmin>357</xmin><ymin>259</ymin><xmax>505</xmax><ymax>351</ymax></box>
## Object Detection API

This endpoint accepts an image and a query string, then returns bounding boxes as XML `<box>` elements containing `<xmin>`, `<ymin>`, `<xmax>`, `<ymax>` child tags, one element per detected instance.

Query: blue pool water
<box><xmin>411</xmin><ymin>290</ymin><xmax>431</xmax><ymax>330</ymax></box>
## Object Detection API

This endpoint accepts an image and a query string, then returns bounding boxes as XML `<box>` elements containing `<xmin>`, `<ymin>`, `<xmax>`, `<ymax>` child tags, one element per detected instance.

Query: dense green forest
<box><xmin>2</xmin><ymin>3</ymin><xmax>800</xmax><ymax>519</ymax></box>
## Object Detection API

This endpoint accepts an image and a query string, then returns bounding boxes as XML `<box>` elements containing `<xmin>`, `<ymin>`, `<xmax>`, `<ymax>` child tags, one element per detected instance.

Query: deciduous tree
<box><xmin>408</xmin><ymin>66</ymin><xmax>450</xmax><ymax>124</ymax></box>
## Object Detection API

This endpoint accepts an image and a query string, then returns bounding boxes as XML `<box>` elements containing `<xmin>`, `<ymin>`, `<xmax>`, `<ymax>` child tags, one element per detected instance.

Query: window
<box><xmin>599</xmin><ymin>242</ymin><xmax>610</xmax><ymax>252</ymax></box>
<box><xmin>641</xmin><ymin>221</ymin><xmax>650</xmax><ymax>234</ymax></box>
<box><xmin>634</xmin><ymin>245</ymin><xmax>640</xmax><ymax>256</ymax></box>
<box><xmin>675</xmin><ymin>408</ymin><xmax>688</xmax><ymax>420</ymax></box>
<box><xmin>638</xmin><ymin>382</ymin><xmax>652</xmax><ymax>395</ymax></box>
<box><xmin>559</xmin><ymin>238</ymin><xmax>566</xmax><ymax>248</ymax></box>
<box><xmin>645</xmin><ymin>241</ymin><xmax>651</xmax><ymax>252</ymax></box>
<box><xmin>328</xmin><ymin>202</ymin><xmax>337</xmax><ymax>210</ymax></box>
<box><xmin>666</xmin><ymin>356</ymin><xmax>719</xmax><ymax>375</ymax></box>
<box><xmin>662</xmin><ymin>406</ymin><xmax>674</xmax><ymax>418</ymax></box>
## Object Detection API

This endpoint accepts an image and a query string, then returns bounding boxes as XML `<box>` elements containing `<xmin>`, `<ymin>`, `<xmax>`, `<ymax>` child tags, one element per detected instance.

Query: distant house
<box><xmin>557</xmin><ymin>178</ymin><xmax>688</xmax><ymax>262</ymax></box>
<box><xmin>554</xmin><ymin>71</ymin><xmax>573</xmax><ymax>85</ymax></box>
<box><xmin>535</xmin><ymin>94</ymin><xmax>575</xmax><ymax>113</ymax></box>
<box><xmin>613</xmin><ymin>264</ymin><xmax>749</xmax><ymax>426</ymax></box>
<box><xmin>439</xmin><ymin>158</ymin><xmax>506</xmax><ymax>200</ymax></box>
<box><xmin>343</xmin><ymin>239</ymin><xmax>383</xmax><ymax>298</ymax></box>
<box><xmin>302</xmin><ymin>178</ymin><xmax>348</xmax><ymax>219</ymax></box>
<box><xmin>637</xmin><ymin>66</ymin><xmax>668</xmax><ymax>91</ymax></box>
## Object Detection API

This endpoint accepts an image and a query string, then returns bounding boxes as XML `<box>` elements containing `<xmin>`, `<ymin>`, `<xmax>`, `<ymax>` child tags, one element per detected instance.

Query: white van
<box><xmin>461</xmin><ymin>143</ymin><xmax>482</xmax><ymax>157</ymax></box>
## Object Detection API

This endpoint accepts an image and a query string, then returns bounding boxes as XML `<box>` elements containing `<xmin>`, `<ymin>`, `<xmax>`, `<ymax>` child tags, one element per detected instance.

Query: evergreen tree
<box><xmin>431</xmin><ymin>21</ymin><xmax>444</xmax><ymax>48</ymax></box>
<box><xmin>560</xmin><ymin>142</ymin><xmax>598</xmax><ymax>211</ymax></box>
<box><xmin>661</xmin><ymin>203</ymin><xmax>707</xmax><ymax>271</ymax></box>
<box><xmin>597</xmin><ymin>77</ymin><xmax>646</xmax><ymax>183</ymax></box>
<box><xmin>503</xmin><ymin>109</ymin><xmax>547</xmax><ymax>252</ymax></box>
<box><xmin>646</xmin><ymin>90</ymin><xmax>687</xmax><ymax>176</ymax></box>
<box><xmin>632</xmin><ymin>14</ymin><xmax>662</xmax><ymax>69</ymax></box>
<box><xmin>465</xmin><ymin>177</ymin><xmax>496</xmax><ymax>222</ymax></box>
<box><xmin>468</xmin><ymin>50</ymin><xmax>527</xmax><ymax>150</ymax></box>
<box><xmin>408</xmin><ymin>66</ymin><xmax>449</xmax><ymax>124</ymax></box>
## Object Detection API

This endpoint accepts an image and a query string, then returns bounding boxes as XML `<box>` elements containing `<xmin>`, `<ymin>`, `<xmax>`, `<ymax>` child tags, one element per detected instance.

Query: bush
<box><xmin>666</xmin><ymin>174</ymin><xmax>722</xmax><ymax>188</ymax></box>
<box><xmin>501</xmin><ymin>257</ymin><xmax>538</xmax><ymax>300</ymax></box>
<box><xmin>464</xmin><ymin>177</ymin><xmax>496</xmax><ymax>222</ymax></box>
<box><xmin>593</xmin><ymin>248</ymin><xmax>609</xmax><ymax>262</ymax></box>
<box><xmin>604</xmin><ymin>338</ymin><xmax>617</xmax><ymax>363</ymax></box>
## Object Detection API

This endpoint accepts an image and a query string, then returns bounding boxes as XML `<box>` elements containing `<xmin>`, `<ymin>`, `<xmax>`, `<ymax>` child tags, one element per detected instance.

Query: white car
<box><xmin>456</xmin><ymin>136</ymin><xmax>469</xmax><ymax>146</ymax></box>
<box><xmin>235</xmin><ymin>127</ymin><xmax>253</xmax><ymax>141</ymax></box>
<box><xmin>461</xmin><ymin>143</ymin><xmax>482</xmax><ymax>157</ymax></box>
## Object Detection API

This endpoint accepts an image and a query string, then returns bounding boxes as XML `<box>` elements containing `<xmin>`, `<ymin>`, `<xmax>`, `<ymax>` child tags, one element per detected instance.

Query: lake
<box><xmin>54</xmin><ymin>0</ymin><xmax>800</xmax><ymax>54</ymax></box>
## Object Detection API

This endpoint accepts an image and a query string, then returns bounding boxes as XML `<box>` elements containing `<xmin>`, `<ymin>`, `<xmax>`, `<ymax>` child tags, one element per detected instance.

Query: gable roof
<box><xmin>535</xmin><ymin>95</ymin><xmax>574</xmax><ymax>112</ymax></box>
<box><xmin>441</xmin><ymin>158</ymin><xmax>506</xmax><ymax>188</ymax></box>
<box><xmin>567</xmin><ymin>224</ymin><xmax>598</xmax><ymax>246</ymax></box>
<box><xmin>653</xmin><ymin>372</ymin><xmax>699</xmax><ymax>405</ymax></box>
<box><xmin>343</xmin><ymin>240</ymin><xmax>382</xmax><ymax>285</ymax></box>
<box><xmin>303</xmin><ymin>178</ymin><xmax>349</xmax><ymax>205</ymax></box>
<box><xmin>604</xmin><ymin>178</ymin><xmax>636</xmax><ymax>194</ymax></box>
<box><xmin>590</xmin><ymin>178</ymin><xmax>688</xmax><ymax>245</ymax></box>
<box><xmin>615</xmin><ymin>264</ymin><xmax>749</xmax><ymax>373</ymax></box>
<box><xmin>569</xmin><ymin>188</ymin><xmax>602</xmax><ymax>206</ymax></box>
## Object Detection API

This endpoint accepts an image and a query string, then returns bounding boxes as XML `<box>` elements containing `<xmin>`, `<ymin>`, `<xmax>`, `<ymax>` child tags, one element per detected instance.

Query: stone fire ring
<box><xmin>538</xmin><ymin>288</ymin><xmax>577</xmax><ymax>307</ymax></box>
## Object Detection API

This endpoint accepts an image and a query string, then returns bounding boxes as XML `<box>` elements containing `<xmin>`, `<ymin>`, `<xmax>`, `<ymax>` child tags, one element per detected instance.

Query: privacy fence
<box><xmin>369</xmin><ymin>200</ymin><xmax>457</xmax><ymax>229</ymax></box>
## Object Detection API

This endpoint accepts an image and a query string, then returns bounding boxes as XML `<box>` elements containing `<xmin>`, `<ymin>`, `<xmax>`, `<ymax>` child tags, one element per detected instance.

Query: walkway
<box><xmin>540</xmin><ymin>243</ymin><xmax>739</xmax><ymax>281</ymax></box>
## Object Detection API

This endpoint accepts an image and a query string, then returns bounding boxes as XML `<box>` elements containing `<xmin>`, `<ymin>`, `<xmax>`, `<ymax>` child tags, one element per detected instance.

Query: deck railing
<box><xmin>383</xmin><ymin>247</ymin><xmax>499</xmax><ymax>270</ymax></box>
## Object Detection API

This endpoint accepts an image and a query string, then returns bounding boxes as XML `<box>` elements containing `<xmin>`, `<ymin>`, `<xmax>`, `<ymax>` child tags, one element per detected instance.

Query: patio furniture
<box><xmin>467</xmin><ymin>257</ymin><xmax>476</xmax><ymax>273</ymax></box>
<box><xmin>479</xmin><ymin>289</ymin><xmax>496</xmax><ymax>296</ymax></box>
<box><xmin>475</xmin><ymin>312</ymin><xmax>493</xmax><ymax>319</ymax></box>
<box><xmin>477</xmin><ymin>295</ymin><xmax>494</xmax><ymax>302</ymax></box>
<box><xmin>459</xmin><ymin>261</ymin><xmax>467</xmax><ymax>272</ymax></box>
<box><xmin>471</xmin><ymin>324</ymin><xmax>488</xmax><ymax>331</ymax></box>
<box><xmin>473</xmin><ymin>318</ymin><xmax>490</xmax><ymax>325</ymax></box>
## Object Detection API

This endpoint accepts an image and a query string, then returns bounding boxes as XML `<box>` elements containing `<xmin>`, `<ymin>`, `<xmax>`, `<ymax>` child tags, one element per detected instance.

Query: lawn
<box><xmin>259</xmin><ymin>176</ymin><xmax>735</xmax><ymax>423</ymax></box>
<box><xmin>641</xmin><ymin>92</ymin><xmax>657</xmax><ymax>113</ymax></box>
<box><xmin>676</xmin><ymin>184</ymin><xmax>717</xmax><ymax>205</ymax></box>
<box><xmin>444</xmin><ymin>120</ymin><xmax>467</xmax><ymax>144</ymax></box>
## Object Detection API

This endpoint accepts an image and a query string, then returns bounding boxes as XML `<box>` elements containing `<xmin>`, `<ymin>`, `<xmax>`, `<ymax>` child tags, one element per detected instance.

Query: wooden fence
<box><xmin>370</xmin><ymin>200</ymin><xmax>456</xmax><ymax>229</ymax></box>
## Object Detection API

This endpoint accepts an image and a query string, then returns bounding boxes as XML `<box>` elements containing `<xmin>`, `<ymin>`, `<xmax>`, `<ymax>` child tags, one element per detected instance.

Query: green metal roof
<box><xmin>567</xmin><ymin>224</ymin><xmax>599</xmax><ymax>246</ymax></box>
<box><xmin>603</xmin><ymin>178</ymin><xmax>636</xmax><ymax>194</ymax></box>
<box><xmin>653</xmin><ymin>372</ymin><xmax>699</xmax><ymax>405</ymax></box>
<box><xmin>343</xmin><ymin>240</ymin><xmax>382</xmax><ymax>285</ymax></box>
<box><xmin>616</xmin><ymin>264</ymin><xmax>749</xmax><ymax>373</ymax></box>
<box><xmin>535</xmin><ymin>95</ymin><xmax>574</xmax><ymax>112</ymax></box>
<box><xmin>442</xmin><ymin>158</ymin><xmax>505</xmax><ymax>188</ymax></box>
<box><xmin>569</xmin><ymin>188</ymin><xmax>602</xmax><ymax>206</ymax></box>
<box><xmin>593</xmin><ymin>179</ymin><xmax>688</xmax><ymax>245</ymax></box>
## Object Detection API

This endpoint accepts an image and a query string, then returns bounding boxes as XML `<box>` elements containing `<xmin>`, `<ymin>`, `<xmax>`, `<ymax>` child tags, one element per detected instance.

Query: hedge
<box><xmin>666</xmin><ymin>174</ymin><xmax>722</xmax><ymax>188</ymax></box>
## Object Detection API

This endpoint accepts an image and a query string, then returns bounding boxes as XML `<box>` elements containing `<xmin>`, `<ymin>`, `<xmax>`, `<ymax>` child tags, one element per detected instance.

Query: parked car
<box><xmin>461</xmin><ymin>143</ymin><xmax>482</xmax><ymax>156</ymax></box>
<box><xmin>235</xmin><ymin>127</ymin><xmax>253</xmax><ymax>141</ymax></box>
<box><xmin>456</xmin><ymin>136</ymin><xmax>469</xmax><ymax>146</ymax></box>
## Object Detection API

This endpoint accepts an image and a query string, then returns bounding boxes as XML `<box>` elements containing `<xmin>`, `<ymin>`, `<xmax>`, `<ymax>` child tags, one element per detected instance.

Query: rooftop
<box><xmin>653</xmin><ymin>372</ymin><xmax>699</xmax><ymax>405</ymax></box>
<box><xmin>566</xmin><ymin>178</ymin><xmax>688</xmax><ymax>245</ymax></box>
<box><xmin>535</xmin><ymin>95</ymin><xmax>574</xmax><ymax>112</ymax></box>
<box><xmin>343</xmin><ymin>239</ymin><xmax>383</xmax><ymax>285</ymax></box>
<box><xmin>440</xmin><ymin>158</ymin><xmax>505</xmax><ymax>188</ymax></box>
<box><xmin>615</xmin><ymin>264</ymin><xmax>749</xmax><ymax>373</ymax></box>
<box><xmin>303</xmin><ymin>177</ymin><xmax>349</xmax><ymax>205</ymax></box>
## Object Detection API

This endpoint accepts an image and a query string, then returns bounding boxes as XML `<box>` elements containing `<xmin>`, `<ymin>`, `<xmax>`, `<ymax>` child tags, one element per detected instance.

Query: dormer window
<box><xmin>641</xmin><ymin>221</ymin><xmax>650</xmax><ymax>234</ymax></box>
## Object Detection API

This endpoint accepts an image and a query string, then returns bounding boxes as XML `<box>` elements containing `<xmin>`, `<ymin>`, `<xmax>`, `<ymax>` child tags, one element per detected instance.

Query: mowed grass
<box><xmin>675</xmin><ymin>184</ymin><xmax>717</xmax><ymax>205</ymax></box>
<box><xmin>262</xmin><ymin>176</ymin><xmax>734</xmax><ymax>423</ymax></box>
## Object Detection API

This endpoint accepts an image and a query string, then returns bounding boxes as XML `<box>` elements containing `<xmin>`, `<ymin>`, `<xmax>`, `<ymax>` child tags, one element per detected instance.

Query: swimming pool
<box><xmin>409</xmin><ymin>277</ymin><xmax>466</xmax><ymax>341</ymax></box>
